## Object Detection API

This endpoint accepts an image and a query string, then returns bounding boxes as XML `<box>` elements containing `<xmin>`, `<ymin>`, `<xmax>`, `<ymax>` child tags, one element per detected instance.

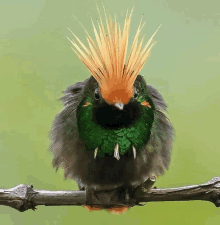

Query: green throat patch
<box><xmin>77</xmin><ymin>96</ymin><xmax>154</xmax><ymax>158</ymax></box>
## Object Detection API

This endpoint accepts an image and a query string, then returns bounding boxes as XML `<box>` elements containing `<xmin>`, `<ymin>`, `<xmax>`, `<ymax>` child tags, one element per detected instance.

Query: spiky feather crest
<box><xmin>68</xmin><ymin>8</ymin><xmax>160</xmax><ymax>104</ymax></box>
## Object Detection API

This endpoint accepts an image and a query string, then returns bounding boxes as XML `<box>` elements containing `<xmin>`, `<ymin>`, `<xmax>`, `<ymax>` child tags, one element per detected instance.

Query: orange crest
<box><xmin>101</xmin><ymin>78</ymin><xmax>134</xmax><ymax>104</ymax></box>
<box><xmin>68</xmin><ymin>7</ymin><xmax>161</xmax><ymax>104</ymax></box>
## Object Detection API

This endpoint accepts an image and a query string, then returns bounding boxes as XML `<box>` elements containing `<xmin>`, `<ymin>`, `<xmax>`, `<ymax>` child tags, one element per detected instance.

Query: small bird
<box><xmin>50</xmin><ymin>8</ymin><xmax>173</xmax><ymax>214</ymax></box>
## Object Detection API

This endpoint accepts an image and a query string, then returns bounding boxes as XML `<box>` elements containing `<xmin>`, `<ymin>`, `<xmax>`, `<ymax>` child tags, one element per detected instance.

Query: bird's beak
<box><xmin>114</xmin><ymin>102</ymin><xmax>124</xmax><ymax>110</ymax></box>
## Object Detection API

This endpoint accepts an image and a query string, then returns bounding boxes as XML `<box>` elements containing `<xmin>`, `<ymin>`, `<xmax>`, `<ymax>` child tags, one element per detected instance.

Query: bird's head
<box><xmin>69</xmin><ymin>7</ymin><xmax>159</xmax><ymax>157</ymax></box>
<box><xmin>79</xmin><ymin>75</ymin><xmax>153</xmax><ymax>130</ymax></box>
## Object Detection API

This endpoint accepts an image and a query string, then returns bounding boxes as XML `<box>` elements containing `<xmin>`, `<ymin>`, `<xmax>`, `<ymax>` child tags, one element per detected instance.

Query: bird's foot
<box><xmin>105</xmin><ymin>186</ymin><xmax>136</xmax><ymax>213</ymax></box>
<box><xmin>84</xmin><ymin>205</ymin><xmax>103</xmax><ymax>212</ymax></box>
<box><xmin>84</xmin><ymin>188</ymin><xmax>104</xmax><ymax>212</ymax></box>
<box><xmin>84</xmin><ymin>204</ymin><xmax>129</xmax><ymax>214</ymax></box>
<box><xmin>84</xmin><ymin>188</ymin><xmax>131</xmax><ymax>214</ymax></box>
<box><xmin>105</xmin><ymin>186</ymin><xmax>136</xmax><ymax>214</ymax></box>
<box><xmin>106</xmin><ymin>206</ymin><xmax>129</xmax><ymax>214</ymax></box>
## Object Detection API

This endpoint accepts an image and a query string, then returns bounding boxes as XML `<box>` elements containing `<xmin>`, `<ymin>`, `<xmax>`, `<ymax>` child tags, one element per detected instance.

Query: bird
<box><xmin>50</xmin><ymin>7</ymin><xmax>173</xmax><ymax>214</ymax></box>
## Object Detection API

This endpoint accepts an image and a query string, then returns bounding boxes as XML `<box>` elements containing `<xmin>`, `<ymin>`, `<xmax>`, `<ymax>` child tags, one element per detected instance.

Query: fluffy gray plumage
<box><xmin>50</xmin><ymin>75</ymin><xmax>173</xmax><ymax>191</ymax></box>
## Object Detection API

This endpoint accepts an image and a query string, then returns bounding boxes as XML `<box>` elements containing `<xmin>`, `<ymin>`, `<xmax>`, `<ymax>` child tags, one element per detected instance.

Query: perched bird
<box><xmin>50</xmin><ymin>8</ymin><xmax>173</xmax><ymax>214</ymax></box>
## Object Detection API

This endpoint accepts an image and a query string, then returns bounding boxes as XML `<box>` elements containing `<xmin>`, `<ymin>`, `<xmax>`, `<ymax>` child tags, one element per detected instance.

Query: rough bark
<box><xmin>0</xmin><ymin>177</ymin><xmax>220</xmax><ymax>212</ymax></box>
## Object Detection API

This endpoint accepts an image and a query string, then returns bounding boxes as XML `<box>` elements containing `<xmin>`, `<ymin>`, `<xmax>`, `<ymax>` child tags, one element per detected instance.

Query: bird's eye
<box><xmin>134</xmin><ymin>88</ymin><xmax>138</xmax><ymax>99</ymax></box>
<box><xmin>94</xmin><ymin>88</ymin><xmax>100</xmax><ymax>100</ymax></box>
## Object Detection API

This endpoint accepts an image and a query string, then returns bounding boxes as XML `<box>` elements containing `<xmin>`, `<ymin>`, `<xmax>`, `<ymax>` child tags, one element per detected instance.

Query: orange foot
<box><xmin>84</xmin><ymin>205</ymin><xmax>103</xmax><ymax>212</ymax></box>
<box><xmin>106</xmin><ymin>206</ymin><xmax>129</xmax><ymax>214</ymax></box>
<box><xmin>84</xmin><ymin>205</ymin><xmax>129</xmax><ymax>214</ymax></box>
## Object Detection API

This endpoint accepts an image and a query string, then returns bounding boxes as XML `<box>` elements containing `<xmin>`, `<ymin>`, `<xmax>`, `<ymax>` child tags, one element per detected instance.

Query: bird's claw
<box><xmin>84</xmin><ymin>188</ymin><xmax>104</xmax><ymax>211</ymax></box>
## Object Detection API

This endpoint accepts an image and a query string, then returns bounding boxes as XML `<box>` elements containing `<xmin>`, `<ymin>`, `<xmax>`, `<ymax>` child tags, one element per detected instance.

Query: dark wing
<box><xmin>49</xmin><ymin>77</ymin><xmax>122</xmax><ymax>190</ymax></box>
<box><xmin>146</xmin><ymin>85</ymin><xmax>174</xmax><ymax>175</ymax></box>
<box><xmin>129</xmin><ymin>83</ymin><xmax>174</xmax><ymax>187</ymax></box>
<box><xmin>49</xmin><ymin>79</ymin><xmax>89</xmax><ymax>183</ymax></box>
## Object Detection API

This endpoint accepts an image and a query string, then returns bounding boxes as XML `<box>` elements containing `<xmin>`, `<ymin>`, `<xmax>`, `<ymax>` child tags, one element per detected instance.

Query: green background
<box><xmin>1</xmin><ymin>0</ymin><xmax>220</xmax><ymax>224</ymax></box>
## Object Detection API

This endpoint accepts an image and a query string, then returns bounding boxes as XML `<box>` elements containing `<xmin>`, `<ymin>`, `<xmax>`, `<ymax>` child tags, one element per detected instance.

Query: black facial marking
<box><xmin>92</xmin><ymin>101</ymin><xmax>141</xmax><ymax>129</ymax></box>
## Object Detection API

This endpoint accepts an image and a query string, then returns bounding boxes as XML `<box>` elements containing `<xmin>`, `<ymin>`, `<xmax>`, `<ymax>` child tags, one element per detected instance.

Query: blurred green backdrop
<box><xmin>1</xmin><ymin>0</ymin><xmax>220</xmax><ymax>224</ymax></box>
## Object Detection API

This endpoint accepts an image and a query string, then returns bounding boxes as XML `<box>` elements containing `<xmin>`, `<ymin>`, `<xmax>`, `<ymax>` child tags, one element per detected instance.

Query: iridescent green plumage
<box><xmin>50</xmin><ymin>7</ymin><xmax>174</xmax><ymax>214</ymax></box>
<box><xmin>77</xmin><ymin>82</ymin><xmax>154</xmax><ymax>157</ymax></box>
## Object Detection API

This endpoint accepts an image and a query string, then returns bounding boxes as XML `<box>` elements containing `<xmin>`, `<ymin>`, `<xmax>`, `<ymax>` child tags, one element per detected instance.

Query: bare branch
<box><xmin>0</xmin><ymin>177</ymin><xmax>220</xmax><ymax>212</ymax></box>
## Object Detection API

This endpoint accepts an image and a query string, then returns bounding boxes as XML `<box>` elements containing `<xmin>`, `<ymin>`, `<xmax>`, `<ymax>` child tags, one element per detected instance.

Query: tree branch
<box><xmin>1</xmin><ymin>177</ymin><xmax>220</xmax><ymax>212</ymax></box>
